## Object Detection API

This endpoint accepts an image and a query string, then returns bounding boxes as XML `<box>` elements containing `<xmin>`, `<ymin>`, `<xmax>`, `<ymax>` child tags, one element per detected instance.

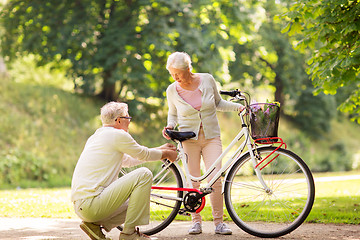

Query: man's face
<box><xmin>116</xmin><ymin>114</ymin><xmax>131</xmax><ymax>132</ymax></box>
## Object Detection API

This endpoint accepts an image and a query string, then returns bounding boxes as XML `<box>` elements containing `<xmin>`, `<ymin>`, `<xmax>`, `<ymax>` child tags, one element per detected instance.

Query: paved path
<box><xmin>1</xmin><ymin>218</ymin><xmax>360</xmax><ymax>240</ymax></box>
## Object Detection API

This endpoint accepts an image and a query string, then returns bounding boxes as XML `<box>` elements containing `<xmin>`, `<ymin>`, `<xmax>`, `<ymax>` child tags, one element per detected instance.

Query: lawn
<box><xmin>0</xmin><ymin>171</ymin><xmax>359</xmax><ymax>224</ymax></box>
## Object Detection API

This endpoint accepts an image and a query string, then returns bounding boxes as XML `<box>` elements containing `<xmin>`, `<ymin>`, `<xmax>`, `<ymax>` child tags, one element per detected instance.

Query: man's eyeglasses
<box><xmin>118</xmin><ymin>116</ymin><xmax>132</xmax><ymax>120</ymax></box>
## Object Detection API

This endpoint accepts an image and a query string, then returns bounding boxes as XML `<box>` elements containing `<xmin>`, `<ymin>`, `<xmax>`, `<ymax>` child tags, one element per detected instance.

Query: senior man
<box><xmin>71</xmin><ymin>102</ymin><xmax>177</xmax><ymax>240</ymax></box>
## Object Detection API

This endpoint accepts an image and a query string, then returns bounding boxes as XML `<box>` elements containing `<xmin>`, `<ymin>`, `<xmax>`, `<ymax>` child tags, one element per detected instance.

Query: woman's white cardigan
<box><xmin>166</xmin><ymin>73</ymin><xmax>242</xmax><ymax>140</ymax></box>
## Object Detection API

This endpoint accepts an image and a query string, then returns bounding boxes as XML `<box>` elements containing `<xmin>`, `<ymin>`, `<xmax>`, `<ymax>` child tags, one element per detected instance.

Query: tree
<box><xmin>225</xmin><ymin>0</ymin><xmax>338</xmax><ymax>135</ymax></box>
<box><xmin>281</xmin><ymin>0</ymin><xmax>360</xmax><ymax>123</ymax></box>
<box><xmin>228</xmin><ymin>0</ymin><xmax>308</xmax><ymax>109</ymax></box>
<box><xmin>0</xmin><ymin>0</ymin><xmax>251</xmax><ymax>125</ymax></box>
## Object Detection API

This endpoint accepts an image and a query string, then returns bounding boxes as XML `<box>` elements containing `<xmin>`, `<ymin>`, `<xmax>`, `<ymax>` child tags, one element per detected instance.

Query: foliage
<box><xmin>0</xmin><ymin>0</ymin><xmax>251</xmax><ymax>122</ymax></box>
<box><xmin>228</xmin><ymin>0</ymin><xmax>309</xmax><ymax>108</ymax></box>
<box><xmin>224</xmin><ymin>0</ymin><xmax>338</xmax><ymax>137</ymax></box>
<box><xmin>281</xmin><ymin>0</ymin><xmax>360</xmax><ymax>123</ymax></box>
<box><xmin>279</xmin><ymin>117</ymin><xmax>355</xmax><ymax>172</ymax></box>
<box><xmin>0</xmin><ymin>148</ymin><xmax>50</xmax><ymax>186</ymax></box>
<box><xmin>292</xmin><ymin>89</ymin><xmax>337</xmax><ymax>138</ymax></box>
<box><xmin>1</xmin><ymin>0</ymin><xmax>343</xmax><ymax>138</ymax></box>
<box><xmin>0</xmin><ymin>59</ymin><xmax>103</xmax><ymax>188</ymax></box>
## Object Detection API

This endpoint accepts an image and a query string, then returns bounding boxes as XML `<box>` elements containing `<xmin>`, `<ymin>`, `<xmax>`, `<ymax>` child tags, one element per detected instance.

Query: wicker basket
<box><xmin>250</xmin><ymin>103</ymin><xmax>280</xmax><ymax>143</ymax></box>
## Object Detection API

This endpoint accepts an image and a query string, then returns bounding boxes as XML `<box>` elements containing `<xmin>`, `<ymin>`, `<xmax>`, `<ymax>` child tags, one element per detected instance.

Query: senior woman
<box><xmin>162</xmin><ymin>52</ymin><xmax>245</xmax><ymax>235</ymax></box>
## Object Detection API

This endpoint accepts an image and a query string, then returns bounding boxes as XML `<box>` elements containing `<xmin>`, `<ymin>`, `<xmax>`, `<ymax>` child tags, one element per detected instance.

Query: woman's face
<box><xmin>168</xmin><ymin>67</ymin><xmax>190</xmax><ymax>84</ymax></box>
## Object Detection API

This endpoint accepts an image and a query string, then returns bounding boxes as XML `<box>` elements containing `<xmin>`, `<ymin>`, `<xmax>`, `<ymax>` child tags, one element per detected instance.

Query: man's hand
<box><xmin>159</xmin><ymin>143</ymin><xmax>177</xmax><ymax>162</ymax></box>
<box><xmin>162</xmin><ymin>149</ymin><xmax>178</xmax><ymax>162</ymax></box>
<box><xmin>157</xmin><ymin>143</ymin><xmax>176</xmax><ymax>151</ymax></box>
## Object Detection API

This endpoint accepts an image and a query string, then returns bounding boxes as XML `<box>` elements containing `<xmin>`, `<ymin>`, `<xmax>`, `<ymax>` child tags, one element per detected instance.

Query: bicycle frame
<box><xmin>152</xmin><ymin>109</ymin><xmax>272</xmax><ymax>198</ymax></box>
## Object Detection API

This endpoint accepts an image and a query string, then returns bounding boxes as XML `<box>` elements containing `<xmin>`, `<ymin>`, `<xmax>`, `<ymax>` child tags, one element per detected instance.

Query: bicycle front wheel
<box><xmin>224</xmin><ymin>147</ymin><xmax>315</xmax><ymax>238</ymax></box>
<box><xmin>138</xmin><ymin>161</ymin><xmax>183</xmax><ymax>235</ymax></box>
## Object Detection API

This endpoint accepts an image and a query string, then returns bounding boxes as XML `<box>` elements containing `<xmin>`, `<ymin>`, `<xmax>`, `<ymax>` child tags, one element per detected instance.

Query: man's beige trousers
<box><xmin>74</xmin><ymin>167</ymin><xmax>152</xmax><ymax>234</ymax></box>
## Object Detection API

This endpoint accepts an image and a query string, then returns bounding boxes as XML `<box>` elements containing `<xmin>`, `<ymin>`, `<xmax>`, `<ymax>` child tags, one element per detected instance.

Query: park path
<box><xmin>0</xmin><ymin>217</ymin><xmax>360</xmax><ymax>240</ymax></box>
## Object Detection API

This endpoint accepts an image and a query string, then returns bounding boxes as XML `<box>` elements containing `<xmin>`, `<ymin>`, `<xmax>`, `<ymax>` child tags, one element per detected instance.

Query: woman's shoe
<box><xmin>215</xmin><ymin>222</ymin><xmax>232</xmax><ymax>235</ymax></box>
<box><xmin>188</xmin><ymin>222</ymin><xmax>202</xmax><ymax>235</ymax></box>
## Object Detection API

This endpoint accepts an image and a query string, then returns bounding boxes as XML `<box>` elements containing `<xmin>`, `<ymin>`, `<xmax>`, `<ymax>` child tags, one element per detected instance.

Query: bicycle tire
<box><xmin>138</xmin><ymin>161</ymin><xmax>183</xmax><ymax>235</ymax></box>
<box><xmin>224</xmin><ymin>146</ymin><xmax>315</xmax><ymax>238</ymax></box>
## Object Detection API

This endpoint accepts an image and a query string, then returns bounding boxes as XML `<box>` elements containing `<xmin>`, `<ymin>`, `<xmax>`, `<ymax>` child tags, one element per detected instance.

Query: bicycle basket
<box><xmin>250</xmin><ymin>103</ymin><xmax>280</xmax><ymax>143</ymax></box>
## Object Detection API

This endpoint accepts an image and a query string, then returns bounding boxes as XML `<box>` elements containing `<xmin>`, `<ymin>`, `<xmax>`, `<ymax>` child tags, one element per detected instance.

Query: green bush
<box><xmin>0</xmin><ymin>55</ymin><xmax>103</xmax><ymax>188</ymax></box>
<box><xmin>313</xmin><ymin>141</ymin><xmax>352</xmax><ymax>172</ymax></box>
<box><xmin>0</xmin><ymin>148</ymin><xmax>51</xmax><ymax>185</ymax></box>
<box><xmin>293</xmin><ymin>89</ymin><xmax>337</xmax><ymax>138</ymax></box>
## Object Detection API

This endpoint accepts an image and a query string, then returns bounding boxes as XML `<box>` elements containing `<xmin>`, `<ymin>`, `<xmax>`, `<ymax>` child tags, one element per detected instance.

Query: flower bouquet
<box><xmin>250</xmin><ymin>101</ymin><xmax>280</xmax><ymax>143</ymax></box>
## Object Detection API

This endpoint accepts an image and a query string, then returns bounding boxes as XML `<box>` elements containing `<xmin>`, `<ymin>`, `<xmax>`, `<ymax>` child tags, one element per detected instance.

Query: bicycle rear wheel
<box><xmin>224</xmin><ymin>147</ymin><xmax>315</xmax><ymax>238</ymax></box>
<box><xmin>137</xmin><ymin>161</ymin><xmax>183</xmax><ymax>235</ymax></box>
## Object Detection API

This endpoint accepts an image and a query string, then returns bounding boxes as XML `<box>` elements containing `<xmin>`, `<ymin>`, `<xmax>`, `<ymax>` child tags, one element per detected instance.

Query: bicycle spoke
<box><xmin>134</xmin><ymin>162</ymin><xmax>183</xmax><ymax>235</ymax></box>
<box><xmin>225</xmin><ymin>147</ymin><xmax>315</xmax><ymax>238</ymax></box>
<box><xmin>229</xmin><ymin>180</ymin><xmax>265</xmax><ymax>192</ymax></box>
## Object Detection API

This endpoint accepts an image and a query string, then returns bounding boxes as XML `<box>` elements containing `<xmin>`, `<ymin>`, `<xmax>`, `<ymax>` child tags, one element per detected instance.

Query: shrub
<box><xmin>0</xmin><ymin>148</ymin><xmax>51</xmax><ymax>185</ymax></box>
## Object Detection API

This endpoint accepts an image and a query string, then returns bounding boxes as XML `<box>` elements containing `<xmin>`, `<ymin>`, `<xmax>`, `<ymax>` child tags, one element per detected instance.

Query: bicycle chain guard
<box><xmin>183</xmin><ymin>191</ymin><xmax>205</xmax><ymax>213</ymax></box>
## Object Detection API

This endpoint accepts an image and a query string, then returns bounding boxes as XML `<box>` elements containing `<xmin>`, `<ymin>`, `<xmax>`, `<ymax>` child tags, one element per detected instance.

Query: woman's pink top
<box><xmin>176</xmin><ymin>79</ymin><xmax>202</xmax><ymax>111</ymax></box>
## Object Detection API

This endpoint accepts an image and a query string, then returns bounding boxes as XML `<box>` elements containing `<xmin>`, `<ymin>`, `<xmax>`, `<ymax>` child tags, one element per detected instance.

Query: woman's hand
<box><xmin>162</xmin><ymin>126</ymin><xmax>173</xmax><ymax>140</ymax></box>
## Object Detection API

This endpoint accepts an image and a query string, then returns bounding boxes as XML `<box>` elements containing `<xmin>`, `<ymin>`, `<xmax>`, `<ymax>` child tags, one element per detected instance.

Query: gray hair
<box><xmin>166</xmin><ymin>52</ymin><xmax>192</xmax><ymax>71</ymax></box>
<box><xmin>100</xmin><ymin>102</ymin><xmax>128</xmax><ymax>125</ymax></box>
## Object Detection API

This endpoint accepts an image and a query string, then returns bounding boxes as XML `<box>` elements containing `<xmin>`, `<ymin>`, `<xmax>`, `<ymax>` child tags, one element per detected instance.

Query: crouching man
<box><xmin>71</xmin><ymin>102</ymin><xmax>177</xmax><ymax>240</ymax></box>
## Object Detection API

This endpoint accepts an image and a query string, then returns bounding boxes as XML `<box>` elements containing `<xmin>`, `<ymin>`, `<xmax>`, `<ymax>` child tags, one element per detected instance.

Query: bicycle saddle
<box><xmin>165</xmin><ymin>129</ymin><xmax>196</xmax><ymax>142</ymax></box>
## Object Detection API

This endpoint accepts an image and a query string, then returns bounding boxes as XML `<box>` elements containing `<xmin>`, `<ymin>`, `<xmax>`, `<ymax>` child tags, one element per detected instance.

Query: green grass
<box><xmin>175</xmin><ymin>171</ymin><xmax>360</xmax><ymax>224</ymax></box>
<box><xmin>0</xmin><ymin>171</ymin><xmax>359</xmax><ymax>224</ymax></box>
<box><xmin>0</xmin><ymin>187</ymin><xmax>77</xmax><ymax>219</ymax></box>
<box><xmin>309</xmin><ymin>177</ymin><xmax>360</xmax><ymax>224</ymax></box>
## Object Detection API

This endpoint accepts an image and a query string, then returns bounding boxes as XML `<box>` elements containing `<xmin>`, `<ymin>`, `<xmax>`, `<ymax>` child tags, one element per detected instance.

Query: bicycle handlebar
<box><xmin>219</xmin><ymin>90</ymin><xmax>241</xmax><ymax>98</ymax></box>
<box><xmin>220</xmin><ymin>89</ymin><xmax>249</xmax><ymax>110</ymax></box>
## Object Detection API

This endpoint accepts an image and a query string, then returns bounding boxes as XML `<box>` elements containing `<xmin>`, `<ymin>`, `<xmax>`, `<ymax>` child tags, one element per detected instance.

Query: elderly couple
<box><xmin>71</xmin><ymin>52</ymin><xmax>245</xmax><ymax>240</ymax></box>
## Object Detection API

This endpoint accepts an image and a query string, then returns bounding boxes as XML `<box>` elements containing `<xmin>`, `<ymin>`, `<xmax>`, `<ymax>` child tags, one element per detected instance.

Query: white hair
<box><xmin>100</xmin><ymin>102</ymin><xmax>128</xmax><ymax>125</ymax></box>
<box><xmin>166</xmin><ymin>52</ymin><xmax>192</xmax><ymax>71</ymax></box>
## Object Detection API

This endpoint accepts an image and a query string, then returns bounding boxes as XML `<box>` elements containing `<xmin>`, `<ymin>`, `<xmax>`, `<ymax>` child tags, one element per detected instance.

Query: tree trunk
<box><xmin>99</xmin><ymin>70</ymin><xmax>117</xmax><ymax>101</ymax></box>
<box><xmin>274</xmin><ymin>74</ymin><xmax>284</xmax><ymax>113</ymax></box>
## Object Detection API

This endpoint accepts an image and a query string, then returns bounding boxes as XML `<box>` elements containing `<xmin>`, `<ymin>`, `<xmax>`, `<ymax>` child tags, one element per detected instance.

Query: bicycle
<box><xmin>122</xmin><ymin>89</ymin><xmax>315</xmax><ymax>238</ymax></box>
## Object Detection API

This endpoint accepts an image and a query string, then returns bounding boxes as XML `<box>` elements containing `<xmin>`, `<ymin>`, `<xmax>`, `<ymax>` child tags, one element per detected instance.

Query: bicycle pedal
<box><xmin>178</xmin><ymin>209</ymin><xmax>190</xmax><ymax>216</ymax></box>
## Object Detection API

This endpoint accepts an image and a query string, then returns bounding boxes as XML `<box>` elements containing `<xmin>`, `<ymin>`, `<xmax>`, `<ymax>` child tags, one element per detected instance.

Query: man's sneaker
<box><xmin>188</xmin><ymin>222</ymin><xmax>202</xmax><ymax>235</ymax></box>
<box><xmin>79</xmin><ymin>221</ymin><xmax>110</xmax><ymax>240</ymax></box>
<box><xmin>119</xmin><ymin>227</ymin><xmax>151</xmax><ymax>240</ymax></box>
<box><xmin>215</xmin><ymin>222</ymin><xmax>232</xmax><ymax>235</ymax></box>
